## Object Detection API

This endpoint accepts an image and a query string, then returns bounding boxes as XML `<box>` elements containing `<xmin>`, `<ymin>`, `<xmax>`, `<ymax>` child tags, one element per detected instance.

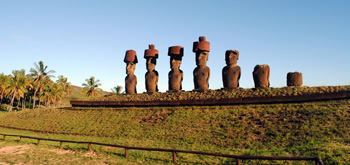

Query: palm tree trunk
<box><xmin>8</xmin><ymin>91</ymin><xmax>16</xmax><ymax>111</ymax></box>
<box><xmin>32</xmin><ymin>82</ymin><xmax>41</xmax><ymax>109</ymax></box>
<box><xmin>17</xmin><ymin>97</ymin><xmax>20</xmax><ymax>110</ymax></box>
<box><xmin>38</xmin><ymin>97</ymin><xmax>41</xmax><ymax>107</ymax></box>
<box><xmin>22</xmin><ymin>96</ymin><xmax>26</xmax><ymax>110</ymax></box>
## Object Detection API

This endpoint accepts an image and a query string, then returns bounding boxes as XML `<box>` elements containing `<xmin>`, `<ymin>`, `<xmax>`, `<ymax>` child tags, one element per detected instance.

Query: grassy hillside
<box><xmin>0</xmin><ymin>99</ymin><xmax>349</xmax><ymax>164</ymax></box>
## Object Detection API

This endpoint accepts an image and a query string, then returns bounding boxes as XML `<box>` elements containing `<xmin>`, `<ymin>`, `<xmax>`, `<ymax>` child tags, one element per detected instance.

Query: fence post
<box><xmin>172</xmin><ymin>151</ymin><xmax>177</xmax><ymax>163</ymax></box>
<box><xmin>237</xmin><ymin>158</ymin><xmax>241</xmax><ymax>165</ymax></box>
<box><xmin>125</xmin><ymin>148</ymin><xmax>128</xmax><ymax>158</ymax></box>
<box><xmin>60</xmin><ymin>141</ymin><xmax>62</xmax><ymax>149</ymax></box>
<box><xmin>37</xmin><ymin>139</ymin><xmax>40</xmax><ymax>145</ymax></box>
<box><xmin>88</xmin><ymin>143</ymin><xmax>91</xmax><ymax>151</ymax></box>
<box><xmin>2</xmin><ymin>135</ymin><xmax>5</xmax><ymax>140</ymax></box>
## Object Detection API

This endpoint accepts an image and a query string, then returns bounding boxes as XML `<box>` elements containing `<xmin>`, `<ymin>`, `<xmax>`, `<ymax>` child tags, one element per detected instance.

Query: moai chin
<box><xmin>168</xmin><ymin>46</ymin><xmax>184</xmax><ymax>92</ymax></box>
<box><xmin>253</xmin><ymin>64</ymin><xmax>270</xmax><ymax>88</ymax></box>
<box><xmin>287</xmin><ymin>72</ymin><xmax>303</xmax><ymax>87</ymax></box>
<box><xmin>222</xmin><ymin>49</ymin><xmax>241</xmax><ymax>89</ymax></box>
<box><xmin>193</xmin><ymin>36</ymin><xmax>210</xmax><ymax>92</ymax></box>
<box><xmin>144</xmin><ymin>44</ymin><xmax>159</xmax><ymax>94</ymax></box>
<box><xmin>124</xmin><ymin>50</ymin><xmax>138</xmax><ymax>94</ymax></box>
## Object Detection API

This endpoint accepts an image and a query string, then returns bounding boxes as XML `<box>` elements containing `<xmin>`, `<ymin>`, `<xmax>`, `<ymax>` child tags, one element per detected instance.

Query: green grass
<box><xmin>0</xmin><ymin>99</ymin><xmax>349</xmax><ymax>164</ymax></box>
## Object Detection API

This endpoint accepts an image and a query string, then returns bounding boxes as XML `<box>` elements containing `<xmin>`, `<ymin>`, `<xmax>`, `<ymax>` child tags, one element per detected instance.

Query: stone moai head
<box><xmin>253</xmin><ymin>64</ymin><xmax>270</xmax><ymax>88</ymax></box>
<box><xmin>287</xmin><ymin>72</ymin><xmax>303</xmax><ymax>87</ymax></box>
<box><xmin>124</xmin><ymin>50</ymin><xmax>138</xmax><ymax>75</ymax></box>
<box><xmin>168</xmin><ymin>46</ymin><xmax>184</xmax><ymax>70</ymax></box>
<box><xmin>193</xmin><ymin>36</ymin><xmax>210</xmax><ymax>67</ymax></box>
<box><xmin>144</xmin><ymin>44</ymin><xmax>159</xmax><ymax>71</ymax></box>
<box><xmin>225</xmin><ymin>50</ymin><xmax>239</xmax><ymax>66</ymax></box>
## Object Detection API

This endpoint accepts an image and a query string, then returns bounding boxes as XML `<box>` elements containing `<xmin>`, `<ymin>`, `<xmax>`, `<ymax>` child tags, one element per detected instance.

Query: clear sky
<box><xmin>1</xmin><ymin>0</ymin><xmax>349</xmax><ymax>92</ymax></box>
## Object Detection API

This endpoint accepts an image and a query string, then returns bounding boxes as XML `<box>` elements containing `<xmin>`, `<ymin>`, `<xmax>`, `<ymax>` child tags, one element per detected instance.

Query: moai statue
<box><xmin>124</xmin><ymin>50</ymin><xmax>138</xmax><ymax>94</ymax></box>
<box><xmin>168</xmin><ymin>46</ymin><xmax>184</xmax><ymax>92</ymax></box>
<box><xmin>253</xmin><ymin>64</ymin><xmax>270</xmax><ymax>88</ymax></box>
<box><xmin>287</xmin><ymin>72</ymin><xmax>303</xmax><ymax>87</ymax></box>
<box><xmin>144</xmin><ymin>44</ymin><xmax>159</xmax><ymax>94</ymax></box>
<box><xmin>222</xmin><ymin>49</ymin><xmax>241</xmax><ymax>89</ymax></box>
<box><xmin>193</xmin><ymin>36</ymin><xmax>210</xmax><ymax>92</ymax></box>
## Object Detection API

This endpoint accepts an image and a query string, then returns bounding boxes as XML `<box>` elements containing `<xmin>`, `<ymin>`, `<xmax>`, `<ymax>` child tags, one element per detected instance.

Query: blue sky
<box><xmin>1</xmin><ymin>0</ymin><xmax>349</xmax><ymax>92</ymax></box>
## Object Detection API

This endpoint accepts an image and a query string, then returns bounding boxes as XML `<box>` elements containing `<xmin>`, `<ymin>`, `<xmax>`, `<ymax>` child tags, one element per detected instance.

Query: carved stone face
<box><xmin>146</xmin><ymin>57</ymin><xmax>156</xmax><ymax>71</ymax></box>
<box><xmin>195</xmin><ymin>50</ymin><xmax>209</xmax><ymax>66</ymax></box>
<box><xmin>126</xmin><ymin>62</ymin><xmax>136</xmax><ymax>75</ymax></box>
<box><xmin>226</xmin><ymin>52</ymin><xmax>239</xmax><ymax>65</ymax></box>
<box><xmin>170</xmin><ymin>56</ymin><xmax>182</xmax><ymax>70</ymax></box>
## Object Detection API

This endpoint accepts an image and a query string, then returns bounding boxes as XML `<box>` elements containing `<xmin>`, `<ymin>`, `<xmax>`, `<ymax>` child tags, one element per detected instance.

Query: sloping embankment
<box><xmin>71</xmin><ymin>91</ymin><xmax>350</xmax><ymax>107</ymax></box>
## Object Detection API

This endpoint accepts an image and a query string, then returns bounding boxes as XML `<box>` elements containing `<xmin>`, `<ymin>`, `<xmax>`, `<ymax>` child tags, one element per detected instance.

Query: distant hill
<box><xmin>69</xmin><ymin>85</ymin><xmax>111</xmax><ymax>101</ymax></box>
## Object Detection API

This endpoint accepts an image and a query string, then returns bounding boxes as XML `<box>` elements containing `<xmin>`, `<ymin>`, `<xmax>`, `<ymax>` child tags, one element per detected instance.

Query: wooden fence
<box><xmin>0</xmin><ymin>133</ymin><xmax>324</xmax><ymax>164</ymax></box>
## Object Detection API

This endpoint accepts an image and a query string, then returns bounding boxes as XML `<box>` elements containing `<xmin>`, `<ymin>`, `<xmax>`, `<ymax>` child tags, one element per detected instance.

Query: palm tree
<box><xmin>111</xmin><ymin>85</ymin><xmax>123</xmax><ymax>95</ymax></box>
<box><xmin>56</xmin><ymin>75</ymin><xmax>72</xmax><ymax>97</ymax></box>
<box><xmin>50</xmin><ymin>83</ymin><xmax>64</xmax><ymax>106</ymax></box>
<box><xmin>0</xmin><ymin>73</ymin><xmax>9</xmax><ymax>106</ymax></box>
<box><xmin>82</xmin><ymin>76</ymin><xmax>102</xmax><ymax>97</ymax></box>
<box><xmin>7</xmin><ymin>70</ymin><xmax>29</xmax><ymax>111</ymax></box>
<box><xmin>29</xmin><ymin>61</ymin><xmax>55</xmax><ymax>109</ymax></box>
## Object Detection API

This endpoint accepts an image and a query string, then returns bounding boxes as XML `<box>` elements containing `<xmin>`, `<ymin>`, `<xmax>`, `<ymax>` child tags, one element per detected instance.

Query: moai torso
<box><xmin>193</xmin><ymin>66</ymin><xmax>210</xmax><ymax>91</ymax></box>
<box><xmin>124</xmin><ymin>50</ymin><xmax>138</xmax><ymax>94</ymax></box>
<box><xmin>287</xmin><ymin>72</ymin><xmax>302</xmax><ymax>87</ymax></box>
<box><xmin>169</xmin><ymin>69</ymin><xmax>183</xmax><ymax>91</ymax></box>
<box><xmin>193</xmin><ymin>36</ymin><xmax>210</xmax><ymax>92</ymax></box>
<box><xmin>168</xmin><ymin>46</ymin><xmax>184</xmax><ymax>92</ymax></box>
<box><xmin>222</xmin><ymin>65</ymin><xmax>241</xmax><ymax>88</ymax></box>
<box><xmin>145</xmin><ymin>70</ymin><xmax>159</xmax><ymax>93</ymax></box>
<box><xmin>125</xmin><ymin>74</ymin><xmax>137</xmax><ymax>94</ymax></box>
<box><xmin>253</xmin><ymin>64</ymin><xmax>270</xmax><ymax>88</ymax></box>
<box><xmin>222</xmin><ymin>50</ymin><xmax>241</xmax><ymax>89</ymax></box>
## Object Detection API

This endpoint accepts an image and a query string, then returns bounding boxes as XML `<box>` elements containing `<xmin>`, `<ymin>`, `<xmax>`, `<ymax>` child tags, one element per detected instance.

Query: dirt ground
<box><xmin>0</xmin><ymin>142</ymin><xmax>129</xmax><ymax>165</ymax></box>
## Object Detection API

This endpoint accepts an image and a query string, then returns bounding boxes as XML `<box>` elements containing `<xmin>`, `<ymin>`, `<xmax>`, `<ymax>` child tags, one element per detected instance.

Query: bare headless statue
<box><xmin>124</xmin><ymin>50</ymin><xmax>138</xmax><ymax>94</ymax></box>
<box><xmin>193</xmin><ymin>36</ymin><xmax>210</xmax><ymax>92</ymax></box>
<box><xmin>222</xmin><ymin>50</ymin><xmax>241</xmax><ymax>89</ymax></box>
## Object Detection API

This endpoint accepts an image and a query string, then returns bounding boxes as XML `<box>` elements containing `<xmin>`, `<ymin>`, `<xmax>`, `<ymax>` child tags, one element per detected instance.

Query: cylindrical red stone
<box><xmin>144</xmin><ymin>44</ymin><xmax>159</xmax><ymax>59</ymax></box>
<box><xmin>193</xmin><ymin>36</ymin><xmax>210</xmax><ymax>52</ymax></box>
<box><xmin>124</xmin><ymin>50</ymin><xmax>138</xmax><ymax>64</ymax></box>
<box><xmin>168</xmin><ymin>46</ymin><xmax>184</xmax><ymax>56</ymax></box>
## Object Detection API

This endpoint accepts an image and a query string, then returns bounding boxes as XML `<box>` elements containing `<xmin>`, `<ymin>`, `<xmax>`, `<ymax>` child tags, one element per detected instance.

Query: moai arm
<box><xmin>207</xmin><ymin>67</ymin><xmax>211</xmax><ymax>88</ymax></box>
<box><xmin>267</xmin><ymin>65</ymin><xmax>270</xmax><ymax>87</ymax></box>
<box><xmin>238</xmin><ymin>71</ymin><xmax>241</xmax><ymax>87</ymax></box>
<box><xmin>156</xmin><ymin>71</ymin><xmax>159</xmax><ymax>92</ymax></box>
<box><xmin>135</xmin><ymin>76</ymin><xmax>137</xmax><ymax>93</ymax></box>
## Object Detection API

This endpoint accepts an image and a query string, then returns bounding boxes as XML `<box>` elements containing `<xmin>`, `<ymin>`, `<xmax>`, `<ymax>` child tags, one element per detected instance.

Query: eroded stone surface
<box><xmin>287</xmin><ymin>72</ymin><xmax>303</xmax><ymax>86</ymax></box>
<box><xmin>253</xmin><ymin>64</ymin><xmax>270</xmax><ymax>88</ymax></box>
<box><xmin>222</xmin><ymin>50</ymin><xmax>241</xmax><ymax>88</ymax></box>
<box><xmin>193</xmin><ymin>36</ymin><xmax>210</xmax><ymax>92</ymax></box>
